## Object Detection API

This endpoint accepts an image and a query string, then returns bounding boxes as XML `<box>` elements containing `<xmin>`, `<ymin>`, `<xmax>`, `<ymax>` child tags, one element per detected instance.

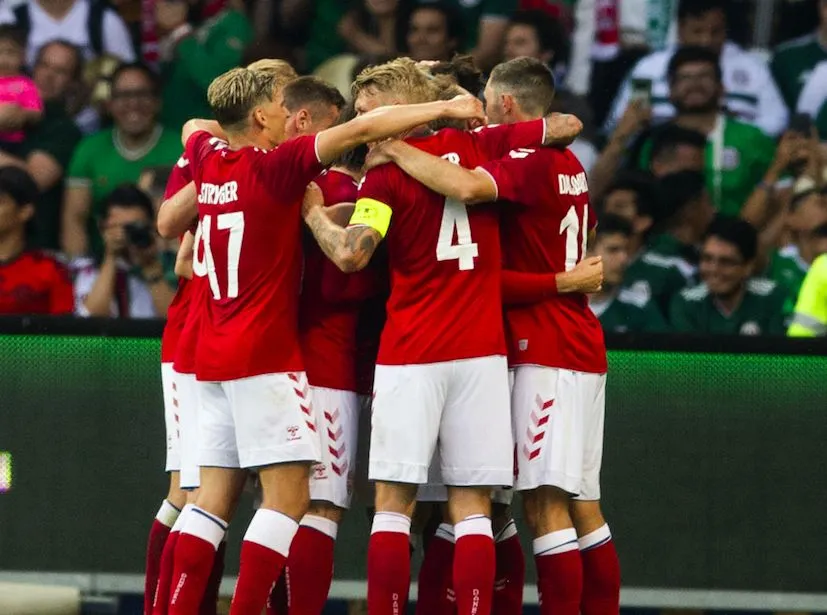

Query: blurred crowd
<box><xmin>0</xmin><ymin>0</ymin><xmax>826</xmax><ymax>336</ymax></box>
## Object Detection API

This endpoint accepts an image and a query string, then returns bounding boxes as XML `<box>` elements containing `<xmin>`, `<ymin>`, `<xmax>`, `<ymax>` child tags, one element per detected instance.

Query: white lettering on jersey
<box><xmin>198</xmin><ymin>181</ymin><xmax>239</xmax><ymax>205</ymax></box>
<box><xmin>442</xmin><ymin>152</ymin><xmax>461</xmax><ymax>164</ymax></box>
<box><xmin>558</xmin><ymin>172</ymin><xmax>588</xmax><ymax>196</ymax></box>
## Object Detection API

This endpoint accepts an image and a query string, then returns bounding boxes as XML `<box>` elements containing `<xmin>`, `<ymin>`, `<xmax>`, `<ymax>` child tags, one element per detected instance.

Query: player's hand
<box><xmin>443</xmin><ymin>94</ymin><xmax>485</xmax><ymax>123</ymax></box>
<box><xmin>568</xmin><ymin>256</ymin><xmax>603</xmax><ymax>293</ymax></box>
<box><xmin>302</xmin><ymin>182</ymin><xmax>324</xmax><ymax>219</ymax></box>
<box><xmin>545</xmin><ymin>113</ymin><xmax>584</xmax><ymax>147</ymax></box>
<box><xmin>365</xmin><ymin>140</ymin><xmax>399</xmax><ymax>170</ymax></box>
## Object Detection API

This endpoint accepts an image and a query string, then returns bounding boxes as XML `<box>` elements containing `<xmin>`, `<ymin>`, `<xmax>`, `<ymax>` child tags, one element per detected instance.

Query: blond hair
<box><xmin>207</xmin><ymin>67</ymin><xmax>271</xmax><ymax>131</ymax></box>
<box><xmin>351</xmin><ymin>57</ymin><xmax>436</xmax><ymax>105</ymax></box>
<box><xmin>246</xmin><ymin>58</ymin><xmax>298</xmax><ymax>94</ymax></box>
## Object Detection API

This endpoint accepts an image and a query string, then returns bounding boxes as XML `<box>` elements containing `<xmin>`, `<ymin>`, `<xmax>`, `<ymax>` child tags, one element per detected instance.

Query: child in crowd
<box><xmin>0</xmin><ymin>25</ymin><xmax>43</xmax><ymax>154</ymax></box>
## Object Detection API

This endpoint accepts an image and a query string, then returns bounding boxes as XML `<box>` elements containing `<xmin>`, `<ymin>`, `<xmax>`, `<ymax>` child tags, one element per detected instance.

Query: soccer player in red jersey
<box><xmin>166</xmin><ymin>66</ymin><xmax>485</xmax><ymax>615</ymax></box>
<box><xmin>368</xmin><ymin>57</ymin><xmax>620</xmax><ymax>615</ymax></box>
<box><xmin>301</xmin><ymin>58</ymin><xmax>582</xmax><ymax>615</ymax></box>
<box><xmin>0</xmin><ymin>167</ymin><xmax>73</xmax><ymax>315</ymax></box>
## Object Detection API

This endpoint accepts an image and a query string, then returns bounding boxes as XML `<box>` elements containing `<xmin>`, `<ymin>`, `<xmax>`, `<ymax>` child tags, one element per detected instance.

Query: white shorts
<box><xmin>417</xmin><ymin>449</ymin><xmax>514</xmax><ymax>506</ymax></box>
<box><xmin>175</xmin><ymin>371</ymin><xmax>201</xmax><ymax>489</ymax></box>
<box><xmin>198</xmin><ymin>372</ymin><xmax>321</xmax><ymax>469</ymax></box>
<box><xmin>161</xmin><ymin>363</ymin><xmax>180</xmax><ymax>473</ymax></box>
<box><xmin>512</xmin><ymin>366</ymin><xmax>606</xmax><ymax>500</ymax></box>
<box><xmin>370</xmin><ymin>356</ymin><xmax>512</xmax><ymax>487</ymax></box>
<box><xmin>309</xmin><ymin>386</ymin><xmax>360</xmax><ymax>509</ymax></box>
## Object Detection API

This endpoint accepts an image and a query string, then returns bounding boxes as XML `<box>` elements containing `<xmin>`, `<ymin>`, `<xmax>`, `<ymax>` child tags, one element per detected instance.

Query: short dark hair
<box><xmin>677</xmin><ymin>0</ymin><xmax>726</xmax><ymax>22</ymax></box>
<box><xmin>650</xmin><ymin>124</ymin><xmax>707</xmax><ymax>165</ymax></box>
<box><xmin>596</xmin><ymin>214</ymin><xmax>634</xmax><ymax>239</ymax></box>
<box><xmin>328</xmin><ymin>104</ymin><xmax>366</xmax><ymax>171</ymax></box>
<box><xmin>101</xmin><ymin>184</ymin><xmax>155</xmax><ymax>222</ymax></box>
<box><xmin>667</xmin><ymin>45</ymin><xmax>722</xmax><ymax>83</ymax></box>
<box><xmin>0</xmin><ymin>166</ymin><xmax>38</xmax><ymax>207</ymax></box>
<box><xmin>34</xmin><ymin>39</ymin><xmax>84</xmax><ymax>81</ymax></box>
<box><xmin>429</xmin><ymin>54</ymin><xmax>484</xmax><ymax>97</ymax></box>
<box><xmin>0</xmin><ymin>24</ymin><xmax>26</xmax><ymax>49</ymax></box>
<box><xmin>604</xmin><ymin>170</ymin><xmax>657</xmax><ymax>218</ymax></box>
<box><xmin>283</xmin><ymin>76</ymin><xmax>346</xmax><ymax>116</ymax></box>
<box><xmin>110</xmin><ymin>61</ymin><xmax>161</xmax><ymax>96</ymax></box>
<box><xmin>704</xmin><ymin>215</ymin><xmax>758</xmax><ymax>262</ymax></box>
<box><xmin>654</xmin><ymin>170</ymin><xmax>706</xmax><ymax>226</ymax></box>
<box><xmin>489</xmin><ymin>56</ymin><xmax>556</xmax><ymax>116</ymax></box>
<box><xmin>399</xmin><ymin>1</ymin><xmax>465</xmax><ymax>50</ymax></box>
<box><xmin>508</xmin><ymin>10</ymin><xmax>569</xmax><ymax>65</ymax></box>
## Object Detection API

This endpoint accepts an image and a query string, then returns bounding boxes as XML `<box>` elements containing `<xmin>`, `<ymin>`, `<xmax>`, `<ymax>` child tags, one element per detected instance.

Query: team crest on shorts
<box><xmin>313</xmin><ymin>463</ymin><xmax>328</xmax><ymax>479</ymax></box>
<box><xmin>286</xmin><ymin>425</ymin><xmax>301</xmax><ymax>441</ymax></box>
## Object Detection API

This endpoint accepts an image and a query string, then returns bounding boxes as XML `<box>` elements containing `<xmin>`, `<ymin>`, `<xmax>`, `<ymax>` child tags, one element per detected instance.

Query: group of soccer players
<box><xmin>141</xmin><ymin>52</ymin><xmax>621</xmax><ymax>615</ymax></box>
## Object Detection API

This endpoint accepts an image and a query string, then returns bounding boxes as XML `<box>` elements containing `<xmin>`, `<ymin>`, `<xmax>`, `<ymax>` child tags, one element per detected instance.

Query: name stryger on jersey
<box><xmin>199</xmin><ymin>181</ymin><xmax>239</xmax><ymax>205</ymax></box>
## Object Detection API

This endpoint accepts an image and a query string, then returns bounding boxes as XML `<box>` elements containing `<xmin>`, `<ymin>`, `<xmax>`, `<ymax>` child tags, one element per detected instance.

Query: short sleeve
<box><xmin>49</xmin><ymin>260</ymin><xmax>75</xmax><ymax>315</ymax></box>
<box><xmin>262</xmin><ymin>135</ymin><xmax>325</xmax><ymax>199</ymax></box>
<box><xmin>17</xmin><ymin>78</ymin><xmax>42</xmax><ymax>112</ymax></box>
<box><xmin>184</xmin><ymin>130</ymin><xmax>221</xmax><ymax>169</ymax></box>
<box><xmin>469</xmin><ymin>120</ymin><xmax>546</xmax><ymax>160</ymax></box>
<box><xmin>356</xmin><ymin>165</ymin><xmax>397</xmax><ymax>210</ymax></box>
<box><xmin>478</xmin><ymin>150</ymin><xmax>538</xmax><ymax>203</ymax></box>
<box><xmin>66</xmin><ymin>136</ymin><xmax>95</xmax><ymax>184</ymax></box>
<box><xmin>163</xmin><ymin>157</ymin><xmax>193</xmax><ymax>199</ymax></box>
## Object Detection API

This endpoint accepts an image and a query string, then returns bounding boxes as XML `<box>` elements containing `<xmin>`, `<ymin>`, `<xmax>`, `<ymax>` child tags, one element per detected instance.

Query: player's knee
<box><xmin>166</xmin><ymin>472</ymin><xmax>188</xmax><ymax>509</ymax></box>
<box><xmin>523</xmin><ymin>486</ymin><xmax>572</xmax><ymax>536</ymax></box>
<box><xmin>570</xmin><ymin>499</ymin><xmax>606</xmax><ymax>536</ymax></box>
<box><xmin>446</xmin><ymin>486</ymin><xmax>492</xmax><ymax>524</ymax></box>
<box><xmin>375</xmin><ymin>481</ymin><xmax>417</xmax><ymax>517</ymax></box>
<box><xmin>307</xmin><ymin>501</ymin><xmax>345</xmax><ymax>525</ymax></box>
<box><xmin>195</xmin><ymin>467</ymin><xmax>247</xmax><ymax>522</ymax></box>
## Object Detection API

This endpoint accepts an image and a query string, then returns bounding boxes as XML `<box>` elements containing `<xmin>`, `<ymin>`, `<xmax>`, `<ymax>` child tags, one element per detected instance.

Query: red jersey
<box><xmin>0</xmin><ymin>250</ymin><xmax>73</xmax><ymax>315</ymax></box>
<box><xmin>356</xmin><ymin>120</ymin><xmax>546</xmax><ymax>365</ymax></box>
<box><xmin>299</xmin><ymin>168</ymin><xmax>368</xmax><ymax>392</ymax></box>
<box><xmin>186</xmin><ymin>131</ymin><xmax>325</xmax><ymax>381</ymax></box>
<box><xmin>481</xmin><ymin>147</ymin><xmax>607</xmax><ymax>374</ymax></box>
<box><xmin>160</xmin><ymin>156</ymin><xmax>194</xmax><ymax>364</ymax></box>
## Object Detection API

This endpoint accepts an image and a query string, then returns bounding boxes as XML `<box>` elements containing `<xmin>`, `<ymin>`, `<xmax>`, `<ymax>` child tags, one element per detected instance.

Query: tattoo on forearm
<box><xmin>306</xmin><ymin>209</ymin><xmax>378</xmax><ymax>272</ymax></box>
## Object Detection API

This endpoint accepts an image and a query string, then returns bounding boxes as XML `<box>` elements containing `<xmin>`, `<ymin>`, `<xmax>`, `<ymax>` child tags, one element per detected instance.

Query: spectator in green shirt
<box><xmin>671</xmin><ymin>216</ymin><xmax>788</xmax><ymax>335</ymax></box>
<box><xmin>623</xmin><ymin>170</ymin><xmax>715</xmax><ymax>315</ymax></box>
<box><xmin>62</xmin><ymin>62</ymin><xmax>182</xmax><ymax>263</ymax></box>
<box><xmin>155</xmin><ymin>0</ymin><xmax>253</xmax><ymax>132</ymax></box>
<box><xmin>770</xmin><ymin>0</ymin><xmax>827</xmax><ymax>111</ymax></box>
<box><xmin>634</xmin><ymin>46</ymin><xmax>776</xmax><ymax>217</ymax></box>
<box><xmin>589</xmin><ymin>214</ymin><xmax>668</xmax><ymax>332</ymax></box>
<box><xmin>767</xmin><ymin>189</ymin><xmax>827</xmax><ymax>312</ymax></box>
<box><xmin>600</xmin><ymin>171</ymin><xmax>657</xmax><ymax>262</ymax></box>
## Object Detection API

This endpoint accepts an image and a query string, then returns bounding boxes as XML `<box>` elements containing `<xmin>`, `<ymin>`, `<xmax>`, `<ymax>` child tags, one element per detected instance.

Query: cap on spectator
<box><xmin>0</xmin><ymin>166</ymin><xmax>38</xmax><ymax>207</ymax></box>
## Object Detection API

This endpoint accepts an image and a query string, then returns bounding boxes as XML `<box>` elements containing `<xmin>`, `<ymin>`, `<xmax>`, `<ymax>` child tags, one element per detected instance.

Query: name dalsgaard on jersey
<box><xmin>558</xmin><ymin>172</ymin><xmax>588</xmax><ymax>196</ymax></box>
<box><xmin>199</xmin><ymin>181</ymin><xmax>239</xmax><ymax>205</ymax></box>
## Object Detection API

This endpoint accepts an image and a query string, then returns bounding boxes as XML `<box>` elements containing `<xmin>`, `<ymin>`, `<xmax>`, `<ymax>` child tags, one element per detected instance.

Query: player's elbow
<box><xmin>457</xmin><ymin>178</ymin><xmax>492</xmax><ymax>205</ymax></box>
<box><xmin>156</xmin><ymin>205</ymin><xmax>179</xmax><ymax>239</ymax></box>
<box><xmin>333</xmin><ymin>249</ymin><xmax>368</xmax><ymax>274</ymax></box>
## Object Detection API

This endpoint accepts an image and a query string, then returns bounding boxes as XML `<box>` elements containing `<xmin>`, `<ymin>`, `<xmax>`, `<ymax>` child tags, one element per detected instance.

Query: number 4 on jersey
<box><xmin>437</xmin><ymin>198</ymin><xmax>478</xmax><ymax>270</ymax></box>
<box><xmin>192</xmin><ymin>213</ymin><xmax>246</xmax><ymax>299</ymax></box>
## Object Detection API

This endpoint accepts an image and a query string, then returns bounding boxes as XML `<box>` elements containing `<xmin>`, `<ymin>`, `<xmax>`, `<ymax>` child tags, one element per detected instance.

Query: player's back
<box><xmin>186</xmin><ymin>131</ymin><xmax>324</xmax><ymax>381</ymax></box>
<box><xmin>490</xmin><ymin>146</ymin><xmax>607</xmax><ymax>374</ymax></box>
<box><xmin>366</xmin><ymin>128</ymin><xmax>507</xmax><ymax>365</ymax></box>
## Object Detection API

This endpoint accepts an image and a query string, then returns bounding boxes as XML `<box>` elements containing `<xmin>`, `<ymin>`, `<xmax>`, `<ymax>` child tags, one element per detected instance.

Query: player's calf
<box><xmin>491</xmin><ymin>503</ymin><xmax>524</xmax><ymax>615</ymax></box>
<box><xmin>570</xmin><ymin>500</ymin><xmax>620</xmax><ymax>615</ymax></box>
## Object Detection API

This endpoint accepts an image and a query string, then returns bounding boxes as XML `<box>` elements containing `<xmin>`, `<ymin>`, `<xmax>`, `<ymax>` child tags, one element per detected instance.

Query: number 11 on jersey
<box><xmin>560</xmin><ymin>204</ymin><xmax>589</xmax><ymax>272</ymax></box>
<box><xmin>437</xmin><ymin>197</ymin><xmax>479</xmax><ymax>270</ymax></box>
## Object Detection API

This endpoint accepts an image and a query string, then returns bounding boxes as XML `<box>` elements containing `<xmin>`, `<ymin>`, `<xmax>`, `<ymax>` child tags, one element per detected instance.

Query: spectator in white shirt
<box><xmin>0</xmin><ymin>0</ymin><xmax>135</xmax><ymax>69</ymax></box>
<box><xmin>74</xmin><ymin>184</ymin><xmax>174</xmax><ymax>318</ymax></box>
<box><xmin>604</xmin><ymin>0</ymin><xmax>788</xmax><ymax>137</ymax></box>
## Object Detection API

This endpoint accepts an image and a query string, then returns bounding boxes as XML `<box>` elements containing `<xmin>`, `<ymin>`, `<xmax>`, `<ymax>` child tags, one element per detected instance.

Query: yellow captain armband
<box><xmin>349</xmin><ymin>198</ymin><xmax>392</xmax><ymax>238</ymax></box>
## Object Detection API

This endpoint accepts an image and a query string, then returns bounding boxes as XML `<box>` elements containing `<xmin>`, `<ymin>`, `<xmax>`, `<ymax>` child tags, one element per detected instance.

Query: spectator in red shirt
<box><xmin>0</xmin><ymin>166</ymin><xmax>73</xmax><ymax>314</ymax></box>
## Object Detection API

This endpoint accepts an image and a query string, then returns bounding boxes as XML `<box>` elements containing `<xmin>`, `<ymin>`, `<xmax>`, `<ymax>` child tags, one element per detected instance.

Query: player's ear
<box><xmin>252</xmin><ymin>105</ymin><xmax>267</xmax><ymax>129</ymax></box>
<box><xmin>18</xmin><ymin>203</ymin><xmax>35</xmax><ymax>224</ymax></box>
<box><xmin>297</xmin><ymin>108</ymin><xmax>311</xmax><ymax>132</ymax></box>
<box><xmin>501</xmin><ymin>93</ymin><xmax>515</xmax><ymax>116</ymax></box>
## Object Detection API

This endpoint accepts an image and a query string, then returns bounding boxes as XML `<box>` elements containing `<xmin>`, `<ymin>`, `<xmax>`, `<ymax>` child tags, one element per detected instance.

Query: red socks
<box><xmin>416</xmin><ymin>523</ymin><xmax>455</xmax><ymax>615</ymax></box>
<box><xmin>367</xmin><ymin>512</ymin><xmax>412</xmax><ymax>615</ymax></box>
<box><xmin>283</xmin><ymin>516</ymin><xmax>338</xmax><ymax>615</ymax></box>
<box><xmin>493</xmin><ymin>520</ymin><xmax>525</xmax><ymax>615</ymax></box>
<box><xmin>229</xmin><ymin>509</ymin><xmax>299</xmax><ymax>615</ymax></box>
<box><xmin>199</xmin><ymin>540</ymin><xmax>227</xmax><ymax>615</ymax></box>
<box><xmin>579</xmin><ymin>525</ymin><xmax>621</xmax><ymax>615</ymax></box>
<box><xmin>267</xmin><ymin>573</ymin><xmax>288</xmax><ymax>615</ymax></box>
<box><xmin>534</xmin><ymin>528</ymin><xmax>583</xmax><ymax>615</ymax></box>
<box><xmin>453</xmin><ymin>516</ymin><xmax>495</xmax><ymax>615</ymax></box>
<box><xmin>169</xmin><ymin>507</ymin><xmax>227</xmax><ymax>615</ymax></box>
<box><xmin>144</xmin><ymin>500</ymin><xmax>180</xmax><ymax>615</ymax></box>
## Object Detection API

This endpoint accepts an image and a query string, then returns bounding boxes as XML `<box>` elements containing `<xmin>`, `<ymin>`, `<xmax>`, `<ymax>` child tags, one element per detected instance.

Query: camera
<box><xmin>123</xmin><ymin>221</ymin><xmax>154</xmax><ymax>249</ymax></box>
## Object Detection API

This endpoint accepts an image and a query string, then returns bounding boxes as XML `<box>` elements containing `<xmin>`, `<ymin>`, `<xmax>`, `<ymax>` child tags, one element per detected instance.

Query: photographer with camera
<box><xmin>74</xmin><ymin>183</ymin><xmax>175</xmax><ymax>318</ymax></box>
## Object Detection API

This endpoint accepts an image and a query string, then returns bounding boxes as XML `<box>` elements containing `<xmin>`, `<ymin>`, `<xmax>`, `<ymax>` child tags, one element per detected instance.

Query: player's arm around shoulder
<box><xmin>368</xmin><ymin>140</ymin><xmax>497</xmax><ymax>205</ymax></box>
<box><xmin>302</xmin><ymin>182</ymin><xmax>385</xmax><ymax>273</ymax></box>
